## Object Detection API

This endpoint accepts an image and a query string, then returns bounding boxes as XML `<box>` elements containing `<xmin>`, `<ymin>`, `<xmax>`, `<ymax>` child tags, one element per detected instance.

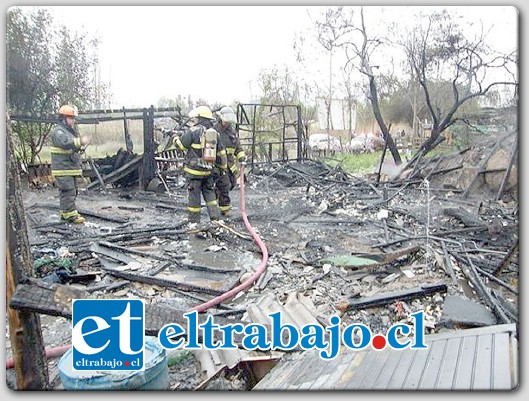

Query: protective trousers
<box><xmin>216</xmin><ymin>171</ymin><xmax>237</xmax><ymax>215</ymax></box>
<box><xmin>55</xmin><ymin>176</ymin><xmax>78</xmax><ymax>212</ymax></box>
<box><xmin>187</xmin><ymin>175</ymin><xmax>221</xmax><ymax>222</ymax></box>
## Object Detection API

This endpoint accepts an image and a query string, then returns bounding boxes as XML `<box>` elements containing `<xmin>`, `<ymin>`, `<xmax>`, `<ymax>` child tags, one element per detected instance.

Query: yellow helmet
<box><xmin>58</xmin><ymin>105</ymin><xmax>79</xmax><ymax>117</ymax></box>
<box><xmin>188</xmin><ymin>105</ymin><xmax>214</xmax><ymax>120</ymax></box>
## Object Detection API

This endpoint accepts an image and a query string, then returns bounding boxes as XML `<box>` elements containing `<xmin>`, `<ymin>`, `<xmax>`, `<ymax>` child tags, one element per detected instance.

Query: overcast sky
<box><xmin>38</xmin><ymin>5</ymin><xmax>519</xmax><ymax>109</ymax></box>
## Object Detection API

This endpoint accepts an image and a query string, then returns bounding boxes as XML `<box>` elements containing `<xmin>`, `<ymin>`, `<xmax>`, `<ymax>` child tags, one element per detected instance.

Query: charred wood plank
<box><xmin>7</xmin><ymin>117</ymin><xmax>49</xmax><ymax>389</ymax></box>
<box><xmin>155</xmin><ymin>202</ymin><xmax>184</xmax><ymax>211</ymax></box>
<box><xmin>86</xmin><ymin>155</ymin><xmax>143</xmax><ymax>190</ymax></box>
<box><xmin>104</xmin><ymin>221</ymin><xmax>187</xmax><ymax>239</ymax></box>
<box><xmin>442</xmin><ymin>207</ymin><xmax>485</xmax><ymax>227</ymax></box>
<box><xmin>337</xmin><ymin>283</ymin><xmax>447</xmax><ymax>313</ymax></box>
<box><xmin>493</xmin><ymin>239</ymin><xmax>518</xmax><ymax>276</ymax></box>
<box><xmin>9</xmin><ymin>282</ymin><xmax>85</xmax><ymax>317</ymax></box>
<box><xmin>101</xmin><ymin>266</ymin><xmax>225</xmax><ymax>296</ymax></box>
<box><xmin>449</xmin><ymin>249</ymin><xmax>511</xmax><ymax>324</ymax></box>
<box><xmin>98</xmin><ymin>240</ymin><xmax>174</xmax><ymax>262</ymax></box>
<box><xmin>90</xmin><ymin>242</ymin><xmax>136</xmax><ymax>264</ymax></box>
<box><xmin>426</xmin><ymin>164</ymin><xmax>463</xmax><ymax>178</ymax></box>
<box><xmin>491</xmin><ymin>289</ymin><xmax>518</xmax><ymax>323</ymax></box>
<box><xmin>147</xmin><ymin>261</ymin><xmax>171</xmax><ymax>276</ymax></box>
<box><xmin>85</xmin><ymin>280</ymin><xmax>130</xmax><ymax>294</ymax></box>
<box><xmin>496</xmin><ymin>134</ymin><xmax>518</xmax><ymax>201</ymax></box>
<box><xmin>434</xmin><ymin>225</ymin><xmax>488</xmax><ymax>236</ymax></box>
<box><xmin>474</xmin><ymin>265</ymin><xmax>518</xmax><ymax>295</ymax></box>
<box><xmin>8</xmin><ymin>282</ymin><xmax>246</xmax><ymax>341</ymax></box>
<box><xmin>180</xmin><ymin>262</ymin><xmax>242</xmax><ymax>274</ymax></box>
<box><xmin>353</xmin><ymin>245</ymin><xmax>421</xmax><ymax>264</ymax></box>
<box><xmin>441</xmin><ymin>241</ymin><xmax>458</xmax><ymax>286</ymax></box>
<box><xmin>117</xmin><ymin>205</ymin><xmax>145</xmax><ymax>212</ymax></box>
<box><xmin>88</xmin><ymin>157</ymin><xmax>107</xmax><ymax>193</ymax></box>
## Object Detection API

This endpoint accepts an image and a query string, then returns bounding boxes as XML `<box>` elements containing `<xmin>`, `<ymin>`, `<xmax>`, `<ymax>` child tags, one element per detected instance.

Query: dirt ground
<box><xmin>6</xmin><ymin>157</ymin><xmax>519</xmax><ymax>390</ymax></box>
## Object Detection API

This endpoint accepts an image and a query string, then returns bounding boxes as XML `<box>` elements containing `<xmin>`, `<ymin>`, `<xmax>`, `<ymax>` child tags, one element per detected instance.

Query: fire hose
<box><xmin>6</xmin><ymin>163</ymin><xmax>268</xmax><ymax>368</ymax></box>
<box><xmin>188</xmin><ymin>163</ymin><xmax>269</xmax><ymax>312</ymax></box>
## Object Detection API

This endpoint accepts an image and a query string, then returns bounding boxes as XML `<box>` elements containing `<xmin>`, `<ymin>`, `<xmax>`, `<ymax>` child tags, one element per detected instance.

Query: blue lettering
<box><xmin>342</xmin><ymin>324</ymin><xmax>371</xmax><ymax>350</ymax></box>
<box><xmin>410</xmin><ymin>311</ymin><xmax>428</xmax><ymax>349</ymax></box>
<box><xmin>386</xmin><ymin>324</ymin><xmax>411</xmax><ymax>349</ymax></box>
<box><xmin>299</xmin><ymin>324</ymin><xmax>326</xmax><ymax>350</ymax></box>
<box><xmin>270</xmin><ymin>312</ymin><xmax>299</xmax><ymax>350</ymax></box>
<box><xmin>242</xmin><ymin>324</ymin><xmax>270</xmax><ymax>350</ymax></box>
<box><xmin>320</xmin><ymin>316</ymin><xmax>341</xmax><ymax>360</ymax></box>
<box><xmin>219</xmin><ymin>323</ymin><xmax>244</xmax><ymax>349</ymax></box>
<box><xmin>200</xmin><ymin>315</ymin><xmax>221</xmax><ymax>349</ymax></box>
<box><xmin>158</xmin><ymin>324</ymin><xmax>185</xmax><ymax>349</ymax></box>
<box><xmin>184</xmin><ymin>311</ymin><xmax>200</xmax><ymax>349</ymax></box>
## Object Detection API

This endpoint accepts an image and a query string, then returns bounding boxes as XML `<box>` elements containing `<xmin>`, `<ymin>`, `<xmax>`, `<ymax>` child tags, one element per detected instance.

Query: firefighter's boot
<box><xmin>220</xmin><ymin>205</ymin><xmax>232</xmax><ymax>219</ymax></box>
<box><xmin>61</xmin><ymin>210</ymin><xmax>85</xmax><ymax>224</ymax></box>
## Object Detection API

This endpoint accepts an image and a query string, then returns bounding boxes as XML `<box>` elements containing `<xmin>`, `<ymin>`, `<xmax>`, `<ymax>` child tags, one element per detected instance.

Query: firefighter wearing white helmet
<box><xmin>50</xmin><ymin>104</ymin><xmax>90</xmax><ymax>224</ymax></box>
<box><xmin>213</xmin><ymin>106</ymin><xmax>246</xmax><ymax>217</ymax></box>
<box><xmin>172</xmin><ymin>105</ymin><xmax>228</xmax><ymax>223</ymax></box>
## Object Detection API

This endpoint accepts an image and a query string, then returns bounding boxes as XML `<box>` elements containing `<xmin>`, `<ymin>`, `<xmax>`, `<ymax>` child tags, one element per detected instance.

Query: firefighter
<box><xmin>213</xmin><ymin>106</ymin><xmax>246</xmax><ymax>218</ymax></box>
<box><xmin>172</xmin><ymin>105</ymin><xmax>228</xmax><ymax>223</ymax></box>
<box><xmin>50</xmin><ymin>105</ymin><xmax>89</xmax><ymax>224</ymax></box>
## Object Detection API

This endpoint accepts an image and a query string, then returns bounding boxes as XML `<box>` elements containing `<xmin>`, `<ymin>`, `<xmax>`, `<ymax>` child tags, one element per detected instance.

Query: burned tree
<box><xmin>315</xmin><ymin>6</ymin><xmax>402</xmax><ymax>165</ymax></box>
<box><xmin>403</xmin><ymin>9</ymin><xmax>518</xmax><ymax>160</ymax></box>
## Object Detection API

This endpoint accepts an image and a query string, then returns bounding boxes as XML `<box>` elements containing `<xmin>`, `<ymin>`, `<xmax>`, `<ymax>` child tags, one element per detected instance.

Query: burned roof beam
<box><xmin>101</xmin><ymin>266</ymin><xmax>225</xmax><ymax>296</ymax></box>
<box><xmin>85</xmin><ymin>155</ymin><xmax>143</xmax><ymax>190</ymax></box>
<box><xmin>337</xmin><ymin>283</ymin><xmax>447</xmax><ymax>313</ymax></box>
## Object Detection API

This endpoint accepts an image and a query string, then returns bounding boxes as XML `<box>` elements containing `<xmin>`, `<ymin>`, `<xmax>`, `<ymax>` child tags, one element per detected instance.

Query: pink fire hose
<box><xmin>188</xmin><ymin>163</ymin><xmax>269</xmax><ymax>312</ymax></box>
<box><xmin>7</xmin><ymin>163</ymin><xmax>268</xmax><ymax>369</ymax></box>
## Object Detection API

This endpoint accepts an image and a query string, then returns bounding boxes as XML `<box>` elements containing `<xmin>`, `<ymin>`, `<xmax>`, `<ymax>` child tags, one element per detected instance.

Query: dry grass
<box><xmin>40</xmin><ymin>120</ymin><xmax>146</xmax><ymax>162</ymax></box>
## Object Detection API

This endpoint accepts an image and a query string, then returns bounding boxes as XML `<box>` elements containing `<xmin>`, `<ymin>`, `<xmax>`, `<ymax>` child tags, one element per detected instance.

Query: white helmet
<box><xmin>218</xmin><ymin>106</ymin><xmax>237</xmax><ymax>124</ymax></box>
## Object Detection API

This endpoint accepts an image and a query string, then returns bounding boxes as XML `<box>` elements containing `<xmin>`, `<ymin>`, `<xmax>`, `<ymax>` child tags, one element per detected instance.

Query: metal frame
<box><xmin>236</xmin><ymin>103</ymin><xmax>306</xmax><ymax>169</ymax></box>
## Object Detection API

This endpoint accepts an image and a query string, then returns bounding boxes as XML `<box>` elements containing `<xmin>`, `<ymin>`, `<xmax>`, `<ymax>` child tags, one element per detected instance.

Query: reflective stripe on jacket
<box><xmin>50</xmin><ymin>123</ymin><xmax>83</xmax><ymax>177</ymax></box>
<box><xmin>214</xmin><ymin>121</ymin><xmax>245</xmax><ymax>170</ymax></box>
<box><xmin>176</xmin><ymin>122</ymin><xmax>227</xmax><ymax>177</ymax></box>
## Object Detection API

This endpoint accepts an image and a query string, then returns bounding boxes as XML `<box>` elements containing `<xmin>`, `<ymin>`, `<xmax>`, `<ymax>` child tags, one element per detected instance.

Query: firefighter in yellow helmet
<box><xmin>50</xmin><ymin>105</ymin><xmax>89</xmax><ymax>224</ymax></box>
<box><xmin>213</xmin><ymin>106</ymin><xmax>246</xmax><ymax>218</ymax></box>
<box><xmin>172</xmin><ymin>106</ymin><xmax>228</xmax><ymax>223</ymax></box>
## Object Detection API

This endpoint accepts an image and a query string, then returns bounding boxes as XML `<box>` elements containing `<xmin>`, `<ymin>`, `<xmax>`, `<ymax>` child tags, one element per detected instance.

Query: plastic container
<box><xmin>58</xmin><ymin>336</ymin><xmax>168</xmax><ymax>390</ymax></box>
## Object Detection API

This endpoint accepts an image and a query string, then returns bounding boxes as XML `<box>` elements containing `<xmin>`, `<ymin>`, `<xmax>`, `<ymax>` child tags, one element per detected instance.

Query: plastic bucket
<box><xmin>58</xmin><ymin>336</ymin><xmax>168</xmax><ymax>390</ymax></box>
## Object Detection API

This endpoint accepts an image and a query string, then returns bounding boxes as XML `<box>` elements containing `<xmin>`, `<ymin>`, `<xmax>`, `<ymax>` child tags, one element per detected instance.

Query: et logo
<box><xmin>72</xmin><ymin>299</ymin><xmax>145</xmax><ymax>371</ymax></box>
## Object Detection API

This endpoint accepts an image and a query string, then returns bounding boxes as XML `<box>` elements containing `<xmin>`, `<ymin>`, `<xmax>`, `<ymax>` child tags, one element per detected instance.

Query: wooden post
<box><xmin>141</xmin><ymin>106</ymin><xmax>157</xmax><ymax>189</ymax></box>
<box><xmin>496</xmin><ymin>134</ymin><xmax>518</xmax><ymax>201</ymax></box>
<box><xmin>123</xmin><ymin>106</ymin><xmax>133</xmax><ymax>152</ymax></box>
<box><xmin>296</xmin><ymin>105</ymin><xmax>303</xmax><ymax>161</ymax></box>
<box><xmin>6</xmin><ymin>113</ymin><xmax>49</xmax><ymax>389</ymax></box>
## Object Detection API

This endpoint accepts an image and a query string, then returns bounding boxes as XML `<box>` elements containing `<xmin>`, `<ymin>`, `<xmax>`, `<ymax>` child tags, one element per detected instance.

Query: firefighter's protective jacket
<box><xmin>173</xmin><ymin>122</ymin><xmax>228</xmax><ymax>177</ymax></box>
<box><xmin>213</xmin><ymin>121</ymin><xmax>245</xmax><ymax>176</ymax></box>
<box><xmin>50</xmin><ymin>122</ymin><xmax>83</xmax><ymax>177</ymax></box>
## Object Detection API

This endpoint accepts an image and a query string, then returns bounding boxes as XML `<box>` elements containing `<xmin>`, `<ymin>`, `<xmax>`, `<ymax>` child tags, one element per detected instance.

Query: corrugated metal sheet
<box><xmin>245</xmin><ymin>291</ymin><xmax>322</xmax><ymax>329</ymax></box>
<box><xmin>194</xmin><ymin>291</ymin><xmax>321</xmax><ymax>383</ymax></box>
<box><xmin>253</xmin><ymin>323</ymin><xmax>518</xmax><ymax>390</ymax></box>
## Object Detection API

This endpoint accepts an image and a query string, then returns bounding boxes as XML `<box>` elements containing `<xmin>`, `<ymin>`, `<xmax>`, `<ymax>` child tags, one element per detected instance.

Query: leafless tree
<box><xmin>403</xmin><ymin>9</ymin><xmax>518</xmax><ymax>163</ymax></box>
<box><xmin>316</xmin><ymin>6</ymin><xmax>402</xmax><ymax>164</ymax></box>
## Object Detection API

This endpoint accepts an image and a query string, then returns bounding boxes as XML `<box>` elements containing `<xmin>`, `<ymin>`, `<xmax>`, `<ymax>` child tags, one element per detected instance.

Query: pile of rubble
<box><xmin>6</xmin><ymin>132</ymin><xmax>518</xmax><ymax>390</ymax></box>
